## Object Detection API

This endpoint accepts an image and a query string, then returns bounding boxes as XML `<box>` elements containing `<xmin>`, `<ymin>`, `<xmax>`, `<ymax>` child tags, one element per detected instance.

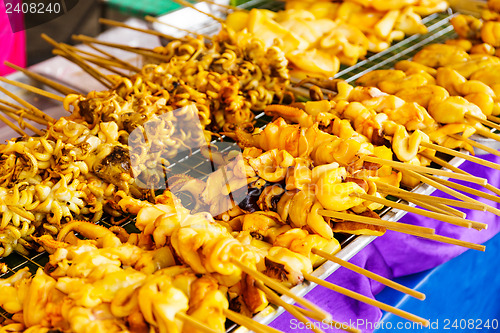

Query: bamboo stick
<box><xmin>171</xmin><ymin>0</ymin><xmax>225</xmax><ymax>23</ymax></box>
<box><xmin>487</xmin><ymin>114</ymin><xmax>500</xmax><ymax>123</ymax></box>
<box><xmin>363</xmin><ymin>155</ymin><xmax>487</xmax><ymax>185</ymax></box>
<box><xmin>393</xmin><ymin>229</ymin><xmax>485</xmax><ymax>251</ymax></box>
<box><xmin>86</xmin><ymin>44</ymin><xmax>141</xmax><ymax>72</ymax></box>
<box><xmin>144</xmin><ymin>15</ymin><xmax>212</xmax><ymax>39</ymax></box>
<box><xmin>420</xmin><ymin>142</ymin><xmax>500</xmax><ymax>171</ymax></box>
<box><xmin>0</xmin><ymin>76</ymin><xmax>64</xmax><ymax>102</ymax></box>
<box><xmin>475</xmin><ymin>127</ymin><xmax>500</xmax><ymax>142</ymax></box>
<box><xmin>302</xmin><ymin>273</ymin><xmax>430</xmax><ymax>327</ymax></box>
<box><xmin>448</xmin><ymin>134</ymin><xmax>500</xmax><ymax>158</ymax></box>
<box><xmin>0</xmin><ymin>110</ymin><xmax>45</xmax><ymax>136</ymax></box>
<box><xmin>405</xmin><ymin>170</ymin><xmax>500</xmax><ymax>219</ymax></box>
<box><xmin>466</xmin><ymin>114</ymin><xmax>500</xmax><ymax>132</ymax></box>
<box><xmin>0</xmin><ymin>102</ymin><xmax>48</xmax><ymax>125</ymax></box>
<box><xmin>3</xmin><ymin>61</ymin><xmax>80</xmax><ymax>95</ymax></box>
<box><xmin>409</xmin><ymin>198</ymin><xmax>466</xmax><ymax>218</ymax></box>
<box><xmin>99</xmin><ymin>18</ymin><xmax>177</xmax><ymax>40</ymax></box>
<box><xmin>63</xmin><ymin>43</ymin><xmax>136</xmax><ymax>71</ymax></box>
<box><xmin>421</xmin><ymin>152</ymin><xmax>500</xmax><ymax>198</ymax></box>
<box><xmin>318</xmin><ymin>210</ymin><xmax>435</xmax><ymax>235</ymax></box>
<box><xmin>41</xmin><ymin>34</ymin><xmax>114</xmax><ymax>89</ymax></box>
<box><xmin>258</xmin><ymin>282</ymin><xmax>326</xmax><ymax>333</ymax></box>
<box><xmin>223</xmin><ymin>309</ymin><xmax>284</xmax><ymax>333</ymax></box>
<box><xmin>312</xmin><ymin>248</ymin><xmax>425</xmax><ymax>300</ymax></box>
<box><xmin>0</xmin><ymin>113</ymin><xmax>28</xmax><ymax>136</ymax></box>
<box><xmin>230</xmin><ymin>259</ymin><xmax>331</xmax><ymax>321</ymax></box>
<box><xmin>0</xmin><ymin>85</ymin><xmax>55</xmax><ymax>123</ymax></box>
<box><xmin>373</xmin><ymin>181</ymin><xmax>486</xmax><ymax>211</ymax></box>
<box><xmin>53</xmin><ymin>49</ymin><xmax>128</xmax><ymax>76</ymax></box>
<box><xmin>352</xmin><ymin>193</ymin><xmax>481</xmax><ymax>229</ymax></box>
<box><xmin>426</xmin><ymin>175</ymin><xmax>500</xmax><ymax>205</ymax></box>
<box><xmin>72</xmin><ymin>34</ymin><xmax>172</xmax><ymax>62</ymax></box>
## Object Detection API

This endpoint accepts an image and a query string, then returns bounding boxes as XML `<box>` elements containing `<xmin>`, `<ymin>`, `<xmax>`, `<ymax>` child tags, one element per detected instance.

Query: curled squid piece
<box><xmin>356</xmin><ymin>69</ymin><xmax>406</xmax><ymax>89</ymax></box>
<box><xmin>229</xmin><ymin>118</ymin><xmax>320</xmax><ymax>157</ymax></box>
<box><xmin>428</xmin><ymin>96</ymin><xmax>486</xmax><ymax>125</ymax></box>
<box><xmin>395</xmin><ymin>84</ymin><xmax>449</xmax><ymax>108</ymax></box>
<box><xmin>264</xmin><ymin>246</ymin><xmax>312</xmax><ymax>287</ymax></box>
<box><xmin>426</xmin><ymin>123</ymin><xmax>476</xmax><ymax>154</ymax></box>
<box><xmin>138</xmin><ymin>275</ymin><xmax>189</xmax><ymax>333</ymax></box>
<box><xmin>315</xmin><ymin>167</ymin><xmax>366</xmax><ymax>212</ymax></box>
<box><xmin>264</xmin><ymin>104</ymin><xmax>314</xmax><ymax>128</ymax></box>
<box><xmin>186</xmin><ymin>277</ymin><xmax>229</xmax><ymax>333</ymax></box>
<box><xmin>273</xmin><ymin>228</ymin><xmax>341</xmax><ymax>267</ymax></box>
<box><xmin>362</xmin><ymin>95</ymin><xmax>437</xmax><ymax>131</ymax></box>
<box><xmin>170</xmin><ymin>215</ymin><xmax>258</xmax><ymax>286</ymax></box>
<box><xmin>311</xmin><ymin>131</ymin><xmax>369</xmax><ymax>166</ymax></box>
<box><xmin>450</xmin><ymin>14</ymin><xmax>483</xmax><ymax>40</ymax></box>
<box><xmin>57</xmin><ymin>221</ymin><xmax>122</xmax><ymax>249</ymax></box>
<box><xmin>248</xmin><ymin>149</ymin><xmax>295</xmax><ymax>182</ymax></box>
<box><xmin>412</xmin><ymin>44</ymin><xmax>470</xmax><ymax>68</ymax></box>
<box><xmin>481</xmin><ymin>21</ymin><xmax>500</xmax><ymax>47</ymax></box>
<box><xmin>391</xmin><ymin>125</ymin><xmax>431</xmax><ymax>162</ymax></box>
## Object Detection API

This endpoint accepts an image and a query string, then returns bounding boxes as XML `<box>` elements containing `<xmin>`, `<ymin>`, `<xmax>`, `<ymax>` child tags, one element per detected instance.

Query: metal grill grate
<box><xmin>0</xmin><ymin>1</ymin><xmax>459</xmax><ymax>326</ymax></box>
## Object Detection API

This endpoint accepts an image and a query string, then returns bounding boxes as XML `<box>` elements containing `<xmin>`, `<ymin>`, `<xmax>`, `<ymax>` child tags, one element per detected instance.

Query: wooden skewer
<box><xmin>466</xmin><ymin>114</ymin><xmax>500</xmax><ymax>132</ymax></box>
<box><xmin>52</xmin><ymin>49</ymin><xmax>128</xmax><ymax>77</ymax></box>
<box><xmin>63</xmin><ymin>43</ymin><xmax>136</xmax><ymax>71</ymax></box>
<box><xmin>99</xmin><ymin>18</ymin><xmax>177</xmax><ymax>41</ymax></box>
<box><xmin>230</xmin><ymin>259</ymin><xmax>331</xmax><ymax>321</ymax></box>
<box><xmin>407</xmin><ymin>198</ymin><xmax>466</xmax><ymax>218</ymax></box>
<box><xmin>427</xmin><ymin>175</ymin><xmax>500</xmax><ymax>205</ymax></box>
<box><xmin>318</xmin><ymin>210</ymin><xmax>435</xmax><ymax>235</ymax></box>
<box><xmin>375</xmin><ymin>186</ymin><xmax>467</xmax><ymax>218</ymax></box>
<box><xmin>487</xmin><ymin>114</ymin><xmax>500</xmax><ymax>123</ymax></box>
<box><xmin>0</xmin><ymin>102</ymin><xmax>48</xmax><ymax>125</ymax></box>
<box><xmin>72</xmin><ymin>34</ymin><xmax>172</xmax><ymax>62</ymax></box>
<box><xmin>53</xmin><ymin>49</ymin><xmax>115</xmax><ymax>89</ymax></box>
<box><xmin>0</xmin><ymin>113</ymin><xmax>28</xmax><ymax>137</ymax></box>
<box><xmin>257</xmin><ymin>282</ymin><xmax>327</xmax><ymax>333</ymax></box>
<box><xmin>0</xmin><ymin>85</ymin><xmax>56</xmax><ymax>123</ymax></box>
<box><xmin>420</xmin><ymin>141</ymin><xmax>500</xmax><ymax>171</ymax></box>
<box><xmin>223</xmin><ymin>309</ymin><xmax>284</xmax><ymax>333</ymax></box>
<box><xmin>421</xmin><ymin>152</ymin><xmax>500</xmax><ymax>198</ymax></box>
<box><xmin>86</xmin><ymin>44</ymin><xmax>141</xmax><ymax>72</ymax></box>
<box><xmin>0</xmin><ymin>76</ymin><xmax>64</xmax><ymax>102</ymax></box>
<box><xmin>363</xmin><ymin>155</ymin><xmax>487</xmax><ymax>185</ymax></box>
<box><xmin>476</xmin><ymin>127</ymin><xmax>500</xmax><ymax>142</ymax></box>
<box><xmin>405</xmin><ymin>169</ymin><xmax>500</xmax><ymax>219</ymax></box>
<box><xmin>448</xmin><ymin>134</ymin><xmax>500</xmax><ymax>158</ymax></box>
<box><xmin>373</xmin><ymin>181</ymin><xmax>486</xmax><ymax>211</ymax></box>
<box><xmin>144</xmin><ymin>15</ymin><xmax>212</xmax><ymax>40</ymax></box>
<box><xmin>352</xmin><ymin>193</ymin><xmax>480</xmax><ymax>229</ymax></box>
<box><xmin>172</xmin><ymin>0</ymin><xmax>225</xmax><ymax>24</ymax></box>
<box><xmin>0</xmin><ymin>109</ymin><xmax>45</xmax><ymax>136</ymax></box>
<box><xmin>311</xmin><ymin>248</ymin><xmax>425</xmax><ymax>300</ymax></box>
<box><xmin>394</xmin><ymin>229</ymin><xmax>486</xmax><ymax>251</ymax></box>
<box><xmin>4</xmin><ymin>61</ymin><xmax>80</xmax><ymax>95</ymax></box>
<box><xmin>175</xmin><ymin>312</ymin><xmax>221</xmax><ymax>333</ymax></box>
<box><xmin>302</xmin><ymin>273</ymin><xmax>430</xmax><ymax>327</ymax></box>
<box><xmin>41</xmin><ymin>34</ymin><xmax>114</xmax><ymax>89</ymax></box>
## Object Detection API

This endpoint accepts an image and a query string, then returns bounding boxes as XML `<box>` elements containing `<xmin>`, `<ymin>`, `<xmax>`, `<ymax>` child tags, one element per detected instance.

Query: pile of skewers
<box><xmin>1</xmin><ymin>0</ymin><xmax>500</xmax><ymax>332</ymax></box>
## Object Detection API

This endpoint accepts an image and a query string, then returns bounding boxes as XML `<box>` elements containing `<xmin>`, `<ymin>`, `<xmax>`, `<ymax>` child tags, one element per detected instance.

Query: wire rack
<box><xmin>0</xmin><ymin>1</ymin><xmax>459</xmax><ymax>326</ymax></box>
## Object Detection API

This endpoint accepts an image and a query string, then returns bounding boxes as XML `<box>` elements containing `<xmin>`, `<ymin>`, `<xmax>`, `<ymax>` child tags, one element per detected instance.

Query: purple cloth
<box><xmin>270</xmin><ymin>153</ymin><xmax>500</xmax><ymax>332</ymax></box>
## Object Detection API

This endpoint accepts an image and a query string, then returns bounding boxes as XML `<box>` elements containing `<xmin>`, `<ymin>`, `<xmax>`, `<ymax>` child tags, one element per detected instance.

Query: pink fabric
<box><xmin>0</xmin><ymin>1</ymin><xmax>26</xmax><ymax>76</ymax></box>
